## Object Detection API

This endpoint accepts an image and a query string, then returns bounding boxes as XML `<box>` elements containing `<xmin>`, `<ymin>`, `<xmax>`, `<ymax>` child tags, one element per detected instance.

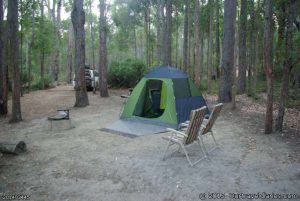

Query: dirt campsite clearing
<box><xmin>0</xmin><ymin>85</ymin><xmax>299</xmax><ymax>201</ymax></box>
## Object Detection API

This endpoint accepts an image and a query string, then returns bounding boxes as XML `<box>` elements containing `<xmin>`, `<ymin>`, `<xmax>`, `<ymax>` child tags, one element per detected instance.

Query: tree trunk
<box><xmin>20</xmin><ymin>1</ymin><xmax>23</xmax><ymax>98</ymax></box>
<box><xmin>88</xmin><ymin>1</ymin><xmax>95</xmax><ymax>69</ymax></box>
<box><xmin>27</xmin><ymin>12</ymin><xmax>35</xmax><ymax>91</ymax></box>
<box><xmin>215</xmin><ymin>0</ymin><xmax>220</xmax><ymax>78</ymax></box>
<box><xmin>232</xmin><ymin>19</ymin><xmax>239</xmax><ymax>110</ymax></box>
<box><xmin>175</xmin><ymin>7</ymin><xmax>179</xmax><ymax>68</ymax></box>
<box><xmin>247</xmin><ymin>0</ymin><xmax>255</xmax><ymax>96</ymax></box>
<box><xmin>263</xmin><ymin>0</ymin><xmax>274</xmax><ymax>134</ymax></box>
<box><xmin>253</xmin><ymin>33</ymin><xmax>259</xmax><ymax>94</ymax></box>
<box><xmin>52</xmin><ymin>0</ymin><xmax>56</xmax><ymax>21</ymax></box>
<box><xmin>144</xmin><ymin>6</ymin><xmax>148</xmax><ymax>67</ymax></box>
<box><xmin>8</xmin><ymin>0</ymin><xmax>22</xmax><ymax>122</ymax></box>
<box><xmin>194</xmin><ymin>0</ymin><xmax>201</xmax><ymax>87</ymax></box>
<box><xmin>237</xmin><ymin>0</ymin><xmax>247</xmax><ymax>94</ymax></box>
<box><xmin>156</xmin><ymin>0</ymin><xmax>162</xmax><ymax>66</ymax></box>
<box><xmin>72</xmin><ymin>0</ymin><xmax>89</xmax><ymax>106</ymax></box>
<box><xmin>40</xmin><ymin>0</ymin><xmax>45</xmax><ymax>89</ymax></box>
<box><xmin>274</xmin><ymin>1</ymin><xmax>286</xmax><ymax>75</ymax></box>
<box><xmin>188</xmin><ymin>3</ymin><xmax>193</xmax><ymax>76</ymax></box>
<box><xmin>219</xmin><ymin>0</ymin><xmax>237</xmax><ymax>103</ymax></box>
<box><xmin>53</xmin><ymin>0</ymin><xmax>61</xmax><ymax>83</ymax></box>
<box><xmin>134</xmin><ymin>18</ymin><xmax>137</xmax><ymax>59</ymax></box>
<box><xmin>275</xmin><ymin>0</ymin><xmax>295</xmax><ymax>132</ymax></box>
<box><xmin>99</xmin><ymin>0</ymin><xmax>109</xmax><ymax>97</ymax></box>
<box><xmin>183</xmin><ymin>0</ymin><xmax>189</xmax><ymax>72</ymax></box>
<box><xmin>66</xmin><ymin>24</ymin><xmax>74</xmax><ymax>84</ymax></box>
<box><xmin>163</xmin><ymin>0</ymin><xmax>172</xmax><ymax>66</ymax></box>
<box><xmin>148</xmin><ymin>5</ymin><xmax>151</xmax><ymax>66</ymax></box>
<box><xmin>0</xmin><ymin>0</ymin><xmax>6</xmax><ymax>115</ymax></box>
<box><xmin>200</xmin><ymin>32</ymin><xmax>204</xmax><ymax>76</ymax></box>
<box><xmin>207</xmin><ymin>0</ymin><xmax>214</xmax><ymax>93</ymax></box>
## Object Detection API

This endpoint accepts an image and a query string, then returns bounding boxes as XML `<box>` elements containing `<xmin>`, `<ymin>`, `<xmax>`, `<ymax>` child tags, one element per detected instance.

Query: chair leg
<box><xmin>204</xmin><ymin>131</ymin><xmax>219</xmax><ymax>155</ymax></box>
<box><xmin>180</xmin><ymin>143</ymin><xmax>193</xmax><ymax>167</ymax></box>
<box><xmin>198</xmin><ymin>135</ymin><xmax>208</xmax><ymax>155</ymax></box>
<box><xmin>162</xmin><ymin>140</ymin><xmax>173</xmax><ymax>161</ymax></box>
<box><xmin>210</xmin><ymin>131</ymin><xmax>218</xmax><ymax>146</ymax></box>
<box><xmin>197</xmin><ymin>139</ymin><xmax>207</xmax><ymax>158</ymax></box>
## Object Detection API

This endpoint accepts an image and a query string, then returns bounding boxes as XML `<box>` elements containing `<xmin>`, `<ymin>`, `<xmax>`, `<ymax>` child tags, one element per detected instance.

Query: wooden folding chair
<box><xmin>162</xmin><ymin>106</ymin><xmax>207</xmax><ymax>167</ymax></box>
<box><xmin>197</xmin><ymin>103</ymin><xmax>223</xmax><ymax>155</ymax></box>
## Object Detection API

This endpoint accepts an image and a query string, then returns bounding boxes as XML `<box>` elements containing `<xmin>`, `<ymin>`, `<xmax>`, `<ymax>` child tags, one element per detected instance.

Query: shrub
<box><xmin>108</xmin><ymin>58</ymin><xmax>146</xmax><ymax>88</ymax></box>
<box><xmin>32</xmin><ymin>74</ymin><xmax>52</xmax><ymax>90</ymax></box>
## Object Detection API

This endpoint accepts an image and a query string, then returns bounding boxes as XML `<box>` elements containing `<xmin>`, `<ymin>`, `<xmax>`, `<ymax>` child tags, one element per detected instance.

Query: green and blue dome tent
<box><xmin>121</xmin><ymin>66</ymin><xmax>209</xmax><ymax>129</ymax></box>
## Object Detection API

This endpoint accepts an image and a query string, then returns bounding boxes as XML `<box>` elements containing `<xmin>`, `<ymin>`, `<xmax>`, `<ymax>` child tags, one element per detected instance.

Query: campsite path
<box><xmin>0</xmin><ymin>85</ymin><xmax>299</xmax><ymax>201</ymax></box>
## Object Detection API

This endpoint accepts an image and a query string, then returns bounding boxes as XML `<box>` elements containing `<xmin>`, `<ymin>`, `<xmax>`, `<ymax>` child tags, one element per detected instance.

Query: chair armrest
<box><xmin>179</xmin><ymin>122</ymin><xmax>189</xmax><ymax>129</ymax></box>
<box><xmin>166</xmin><ymin>128</ymin><xmax>188</xmax><ymax>137</ymax></box>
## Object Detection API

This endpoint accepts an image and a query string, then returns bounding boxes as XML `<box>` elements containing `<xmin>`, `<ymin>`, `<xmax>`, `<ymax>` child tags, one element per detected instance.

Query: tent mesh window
<box><xmin>172</xmin><ymin>78</ymin><xmax>191</xmax><ymax>99</ymax></box>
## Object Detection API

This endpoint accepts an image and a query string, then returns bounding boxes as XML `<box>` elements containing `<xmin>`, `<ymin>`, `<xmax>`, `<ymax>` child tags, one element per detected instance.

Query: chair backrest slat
<box><xmin>202</xmin><ymin>103</ymin><xmax>223</xmax><ymax>134</ymax></box>
<box><xmin>184</xmin><ymin>106</ymin><xmax>207</xmax><ymax>145</ymax></box>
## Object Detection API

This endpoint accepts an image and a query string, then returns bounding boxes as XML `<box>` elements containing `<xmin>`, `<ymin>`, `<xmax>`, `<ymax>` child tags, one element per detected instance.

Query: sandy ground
<box><xmin>0</xmin><ymin>85</ymin><xmax>299</xmax><ymax>201</ymax></box>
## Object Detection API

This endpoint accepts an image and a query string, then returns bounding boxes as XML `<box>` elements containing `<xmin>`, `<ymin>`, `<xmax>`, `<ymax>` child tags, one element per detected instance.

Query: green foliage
<box><xmin>108</xmin><ymin>58</ymin><xmax>146</xmax><ymax>88</ymax></box>
<box><xmin>198</xmin><ymin>78</ymin><xmax>219</xmax><ymax>95</ymax></box>
<box><xmin>287</xmin><ymin>88</ymin><xmax>300</xmax><ymax>109</ymax></box>
<box><xmin>31</xmin><ymin>74</ymin><xmax>52</xmax><ymax>90</ymax></box>
<box><xmin>21</xmin><ymin>70</ymin><xmax>30</xmax><ymax>84</ymax></box>
<box><xmin>34</xmin><ymin>18</ymin><xmax>56</xmax><ymax>55</ymax></box>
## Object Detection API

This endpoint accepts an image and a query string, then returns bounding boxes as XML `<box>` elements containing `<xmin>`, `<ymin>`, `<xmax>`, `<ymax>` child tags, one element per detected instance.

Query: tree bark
<box><xmin>72</xmin><ymin>0</ymin><xmax>89</xmax><ymax>106</ymax></box>
<box><xmin>247</xmin><ymin>0</ymin><xmax>255</xmax><ymax>96</ymax></box>
<box><xmin>156</xmin><ymin>0</ymin><xmax>162</xmax><ymax>66</ymax></box>
<box><xmin>207</xmin><ymin>0</ymin><xmax>214</xmax><ymax>93</ymax></box>
<box><xmin>88</xmin><ymin>1</ymin><xmax>95</xmax><ymax>69</ymax></box>
<box><xmin>8</xmin><ymin>0</ymin><xmax>22</xmax><ymax>122</ymax></box>
<box><xmin>163</xmin><ymin>0</ymin><xmax>172</xmax><ymax>66</ymax></box>
<box><xmin>263</xmin><ymin>0</ymin><xmax>274</xmax><ymax>134</ymax></box>
<box><xmin>133</xmin><ymin>17</ymin><xmax>137</xmax><ymax>59</ymax></box>
<box><xmin>194</xmin><ymin>0</ymin><xmax>201</xmax><ymax>87</ymax></box>
<box><xmin>219</xmin><ymin>0</ymin><xmax>237</xmax><ymax>103</ymax></box>
<box><xmin>27</xmin><ymin>12</ymin><xmax>35</xmax><ymax>92</ymax></box>
<box><xmin>99</xmin><ymin>0</ymin><xmax>109</xmax><ymax>97</ymax></box>
<box><xmin>188</xmin><ymin>3</ymin><xmax>193</xmax><ymax>76</ymax></box>
<box><xmin>53</xmin><ymin>0</ymin><xmax>61</xmax><ymax>83</ymax></box>
<box><xmin>237</xmin><ymin>0</ymin><xmax>247</xmax><ymax>94</ymax></box>
<box><xmin>175</xmin><ymin>7</ymin><xmax>179</xmax><ymax>68</ymax></box>
<box><xmin>274</xmin><ymin>1</ymin><xmax>286</xmax><ymax>74</ymax></box>
<box><xmin>144</xmin><ymin>3</ymin><xmax>149</xmax><ymax>67</ymax></box>
<box><xmin>232</xmin><ymin>19</ymin><xmax>239</xmax><ymax>110</ymax></box>
<box><xmin>275</xmin><ymin>0</ymin><xmax>295</xmax><ymax>132</ymax></box>
<box><xmin>0</xmin><ymin>0</ymin><xmax>6</xmax><ymax>115</ymax></box>
<box><xmin>66</xmin><ymin>24</ymin><xmax>74</xmax><ymax>84</ymax></box>
<box><xmin>253</xmin><ymin>33</ymin><xmax>259</xmax><ymax>94</ymax></box>
<box><xmin>40</xmin><ymin>0</ymin><xmax>45</xmax><ymax>89</ymax></box>
<box><xmin>183</xmin><ymin>0</ymin><xmax>189</xmax><ymax>72</ymax></box>
<box><xmin>215</xmin><ymin>0</ymin><xmax>220</xmax><ymax>78</ymax></box>
<box><xmin>147</xmin><ymin>4</ymin><xmax>151</xmax><ymax>66</ymax></box>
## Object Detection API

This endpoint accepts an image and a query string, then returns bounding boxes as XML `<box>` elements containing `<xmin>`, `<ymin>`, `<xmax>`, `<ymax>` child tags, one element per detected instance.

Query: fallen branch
<box><xmin>0</xmin><ymin>141</ymin><xmax>27</xmax><ymax>155</ymax></box>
